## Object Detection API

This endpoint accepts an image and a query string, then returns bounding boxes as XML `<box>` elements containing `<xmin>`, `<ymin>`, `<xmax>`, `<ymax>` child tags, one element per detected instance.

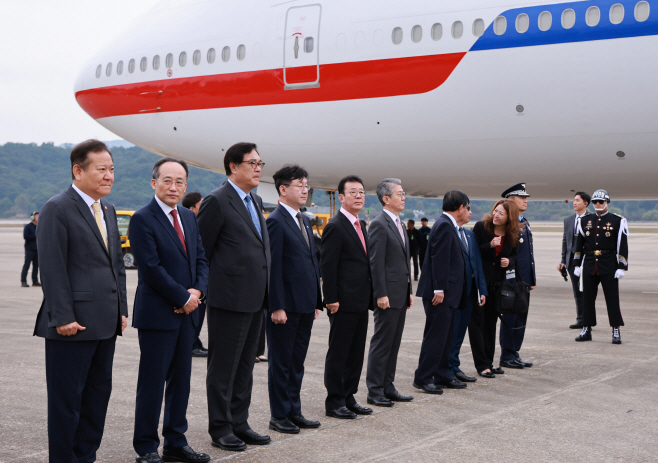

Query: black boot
<box><xmin>575</xmin><ymin>326</ymin><xmax>592</xmax><ymax>342</ymax></box>
<box><xmin>612</xmin><ymin>327</ymin><xmax>621</xmax><ymax>344</ymax></box>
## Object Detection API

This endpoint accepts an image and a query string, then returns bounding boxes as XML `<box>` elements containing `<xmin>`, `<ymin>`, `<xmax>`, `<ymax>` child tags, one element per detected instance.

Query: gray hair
<box><xmin>376</xmin><ymin>178</ymin><xmax>402</xmax><ymax>206</ymax></box>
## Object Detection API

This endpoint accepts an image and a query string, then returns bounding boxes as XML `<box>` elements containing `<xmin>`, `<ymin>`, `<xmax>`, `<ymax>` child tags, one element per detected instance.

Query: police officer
<box><xmin>499</xmin><ymin>183</ymin><xmax>535</xmax><ymax>370</ymax></box>
<box><xmin>418</xmin><ymin>218</ymin><xmax>431</xmax><ymax>270</ymax></box>
<box><xmin>573</xmin><ymin>190</ymin><xmax>628</xmax><ymax>344</ymax></box>
<box><xmin>21</xmin><ymin>211</ymin><xmax>40</xmax><ymax>287</ymax></box>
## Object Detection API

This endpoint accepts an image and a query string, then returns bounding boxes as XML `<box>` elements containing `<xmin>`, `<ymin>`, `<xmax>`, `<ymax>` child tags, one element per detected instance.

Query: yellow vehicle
<box><xmin>116</xmin><ymin>210</ymin><xmax>136</xmax><ymax>269</ymax></box>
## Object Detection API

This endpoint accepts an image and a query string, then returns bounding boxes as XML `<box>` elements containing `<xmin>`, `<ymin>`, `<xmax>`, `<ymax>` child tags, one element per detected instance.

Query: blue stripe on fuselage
<box><xmin>470</xmin><ymin>0</ymin><xmax>658</xmax><ymax>51</ymax></box>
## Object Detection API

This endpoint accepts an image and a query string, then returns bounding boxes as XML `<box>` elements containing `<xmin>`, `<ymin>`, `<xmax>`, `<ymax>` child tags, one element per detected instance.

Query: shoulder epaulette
<box><xmin>614</xmin><ymin>213</ymin><xmax>623</xmax><ymax>218</ymax></box>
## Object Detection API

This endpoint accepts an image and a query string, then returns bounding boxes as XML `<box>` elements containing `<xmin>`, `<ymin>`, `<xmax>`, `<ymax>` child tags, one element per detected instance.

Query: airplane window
<box><xmin>562</xmin><ymin>9</ymin><xmax>576</xmax><ymax>29</ymax></box>
<box><xmin>472</xmin><ymin>19</ymin><xmax>485</xmax><ymax>37</ymax></box>
<box><xmin>610</xmin><ymin>4</ymin><xmax>625</xmax><ymax>24</ymax></box>
<box><xmin>207</xmin><ymin>48</ymin><xmax>216</xmax><ymax>64</ymax></box>
<box><xmin>539</xmin><ymin>11</ymin><xmax>552</xmax><ymax>31</ymax></box>
<box><xmin>140</xmin><ymin>57</ymin><xmax>147</xmax><ymax>72</ymax></box>
<box><xmin>128</xmin><ymin>59</ymin><xmax>135</xmax><ymax>74</ymax></box>
<box><xmin>96</xmin><ymin>65</ymin><xmax>102</xmax><ymax>79</ymax></box>
<box><xmin>494</xmin><ymin>16</ymin><xmax>507</xmax><ymax>35</ymax></box>
<box><xmin>586</xmin><ymin>6</ymin><xmax>601</xmax><ymax>26</ymax></box>
<box><xmin>304</xmin><ymin>37</ymin><xmax>314</xmax><ymax>53</ymax></box>
<box><xmin>166</xmin><ymin>53</ymin><xmax>173</xmax><ymax>68</ymax></box>
<box><xmin>117</xmin><ymin>60</ymin><xmax>123</xmax><ymax>75</ymax></box>
<box><xmin>452</xmin><ymin>21</ymin><xmax>463</xmax><ymax>39</ymax></box>
<box><xmin>431</xmin><ymin>23</ymin><xmax>443</xmax><ymax>41</ymax></box>
<box><xmin>516</xmin><ymin>13</ymin><xmax>530</xmax><ymax>33</ymax></box>
<box><xmin>237</xmin><ymin>44</ymin><xmax>246</xmax><ymax>60</ymax></box>
<box><xmin>635</xmin><ymin>1</ymin><xmax>650</xmax><ymax>22</ymax></box>
<box><xmin>412</xmin><ymin>25</ymin><xmax>422</xmax><ymax>43</ymax></box>
<box><xmin>179</xmin><ymin>52</ymin><xmax>187</xmax><ymax>67</ymax></box>
<box><xmin>106</xmin><ymin>62</ymin><xmax>112</xmax><ymax>77</ymax></box>
<box><xmin>392</xmin><ymin>27</ymin><xmax>403</xmax><ymax>44</ymax></box>
<box><xmin>193</xmin><ymin>50</ymin><xmax>201</xmax><ymax>65</ymax></box>
<box><xmin>222</xmin><ymin>46</ymin><xmax>230</xmax><ymax>62</ymax></box>
<box><xmin>153</xmin><ymin>55</ymin><xmax>160</xmax><ymax>71</ymax></box>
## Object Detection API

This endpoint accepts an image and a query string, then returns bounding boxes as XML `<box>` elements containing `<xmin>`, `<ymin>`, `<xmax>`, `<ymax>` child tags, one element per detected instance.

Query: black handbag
<box><xmin>493</xmin><ymin>279</ymin><xmax>530</xmax><ymax>316</ymax></box>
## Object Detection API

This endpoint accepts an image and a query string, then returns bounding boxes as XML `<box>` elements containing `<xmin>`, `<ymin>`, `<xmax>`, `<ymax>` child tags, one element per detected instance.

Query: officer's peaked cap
<box><xmin>592</xmin><ymin>189</ymin><xmax>610</xmax><ymax>202</ymax></box>
<box><xmin>502</xmin><ymin>183</ymin><xmax>530</xmax><ymax>198</ymax></box>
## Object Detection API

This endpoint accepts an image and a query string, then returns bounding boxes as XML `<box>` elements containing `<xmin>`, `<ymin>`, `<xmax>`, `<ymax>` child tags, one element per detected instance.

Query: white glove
<box><xmin>574</xmin><ymin>267</ymin><xmax>581</xmax><ymax>277</ymax></box>
<box><xmin>615</xmin><ymin>269</ymin><xmax>625</xmax><ymax>279</ymax></box>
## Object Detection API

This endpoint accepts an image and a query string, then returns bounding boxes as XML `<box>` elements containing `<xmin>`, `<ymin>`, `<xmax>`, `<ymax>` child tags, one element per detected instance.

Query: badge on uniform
<box><xmin>586</xmin><ymin>231</ymin><xmax>590</xmax><ymax>236</ymax></box>
<box><xmin>606</xmin><ymin>232</ymin><xmax>611</xmax><ymax>237</ymax></box>
<box><xmin>519</xmin><ymin>238</ymin><xmax>524</xmax><ymax>243</ymax></box>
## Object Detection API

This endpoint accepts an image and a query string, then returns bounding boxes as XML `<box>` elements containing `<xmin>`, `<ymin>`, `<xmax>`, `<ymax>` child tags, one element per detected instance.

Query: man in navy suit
<box><xmin>448</xmin><ymin>206</ymin><xmax>487</xmax><ymax>386</ymax></box>
<box><xmin>130</xmin><ymin>158</ymin><xmax>210</xmax><ymax>463</ymax></box>
<box><xmin>265</xmin><ymin>165</ymin><xmax>323</xmax><ymax>434</ymax></box>
<box><xmin>414</xmin><ymin>190</ymin><xmax>471</xmax><ymax>394</ymax></box>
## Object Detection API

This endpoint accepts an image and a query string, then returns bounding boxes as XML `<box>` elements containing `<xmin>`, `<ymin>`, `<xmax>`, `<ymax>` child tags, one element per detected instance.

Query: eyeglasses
<box><xmin>592</xmin><ymin>200</ymin><xmax>605</xmax><ymax>204</ymax></box>
<box><xmin>388</xmin><ymin>191</ymin><xmax>406</xmax><ymax>198</ymax></box>
<box><xmin>160</xmin><ymin>179</ymin><xmax>186</xmax><ymax>188</ymax></box>
<box><xmin>242</xmin><ymin>160</ymin><xmax>265</xmax><ymax>169</ymax></box>
<box><xmin>287</xmin><ymin>184</ymin><xmax>311</xmax><ymax>191</ymax></box>
<box><xmin>345</xmin><ymin>189</ymin><xmax>366</xmax><ymax>197</ymax></box>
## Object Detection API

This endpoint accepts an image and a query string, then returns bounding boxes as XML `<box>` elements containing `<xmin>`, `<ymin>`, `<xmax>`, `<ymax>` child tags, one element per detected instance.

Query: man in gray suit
<box><xmin>366</xmin><ymin>178</ymin><xmax>414</xmax><ymax>407</ymax></box>
<box><xmin>33</xmin><ymin>139</ymin><xmax>128</xmax><ymax>463</ymax></box>
<box><xmin>559</xmin><ymin>191</ymin><xmax>591</xmax><ymax>329</ymax></box>
<box><xmin>197</xmin><ymin>142</ymin><xmax>272</xmax><ymax>452</ymax></box>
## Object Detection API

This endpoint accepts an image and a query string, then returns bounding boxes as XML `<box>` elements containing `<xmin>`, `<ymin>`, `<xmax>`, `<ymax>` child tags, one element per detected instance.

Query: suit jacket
<box><xmin>517</xmin><ymin>217</ymin><xmax>536</xmax><ymax>286</ymax></box>
<box><xmin>198</xmin><ymin>181</ymin><xmax>270</xmax><ymax>312</ymax></box>
<box><xmin>407</xmin><ymin>228</ymin><xmax>421</xmax><ymax>255</ymax></box>
<box><xmin>473</xmin><ymin>220</ymin><xmax>518</xmax><ymax>292</ymax></box>
<box><xmin>33</xmin><ymin>186</ymin><xmax>128</xmax><ymax>340</ymax></box>
<box><xmin>461</xmin><ymin>228</ymin><xmax>488</xmax><ymax>299</ymax></box>
<box><xmin>368</xmin><ymin>211</ymin><xmax>411</xmax><ymax>309</ymax></box>
<box><xmin>130</xmin><ymin>198</ymin><xmax>209</xmax><ymax>330</ymax></box>
<box><xmin>561</xmin><ymin>213</ymin><xmax>590</xmax><ymax>267</ymax></box>
<box><xmin>266</xmin><ymin>204</ymin><xmax>322</xmax><ymax>314</ymax></box>
<box><xmin>320</xmin><ymin>212</ymin><xmax>373</xmax><ymax>312</ymax></box>
<box><xmin>24</xmin><ymin>222</ymin><xmax>37</xmax><ymax>250</ymax></box>
<box><xmin>416</xmin><ymin>213</ymin><xmax>465</xmax><ymax>309</ymax></box>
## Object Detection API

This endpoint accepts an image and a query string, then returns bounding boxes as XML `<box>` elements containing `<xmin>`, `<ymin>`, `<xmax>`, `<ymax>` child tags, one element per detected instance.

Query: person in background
<box><xmin>418</xmin><ymin>217</ymin><xmax>431</xmax><ymax>271</ymax></box>
<box><xmin>21</xmin><ymin>211</ymin><xmax>40</xmax><ymax>287</ymax></box>
<box><xmin>558</xmin><ymin>192</ymin><xmax>591</xmax><ymax>330</ymax></box>
<box><xmin>407</xmin><ymin>219</ymin><xmax>421</xmax><ymax>281</ymax></box>
<box><xmin>182</xmin><ymin>191</ymin><xmax>208</xmax><ymax>358</ymax></box>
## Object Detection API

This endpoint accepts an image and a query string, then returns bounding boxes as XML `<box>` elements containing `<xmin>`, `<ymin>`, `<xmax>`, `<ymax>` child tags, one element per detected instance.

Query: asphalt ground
<box><xmin>1</xmin><ymin>229</ymin><xmax>657</xmax><ymax>463</ymax></box>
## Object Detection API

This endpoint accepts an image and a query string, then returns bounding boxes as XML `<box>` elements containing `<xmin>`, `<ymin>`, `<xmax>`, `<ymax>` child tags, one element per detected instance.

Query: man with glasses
<box><xmin>573</xmin><ymin>189</ymin><xmax>628</xmax><ymax>344</ymax></box>
<box><xmin>198</xmin><ymin>143</ymin><xmax>272</xmax><ymax>451</ymax></box>
<box><xmin>321</xmin><ymin>175</ymin><xmax>374</xmax><ymax>419</ymax></box>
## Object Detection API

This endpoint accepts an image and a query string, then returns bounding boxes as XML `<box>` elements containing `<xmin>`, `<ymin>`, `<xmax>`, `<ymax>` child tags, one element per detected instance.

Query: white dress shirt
<box><xmin>279</xmin><ymin>201</ymin><xmax>301</xmax><ymax>229</ymax></box>
<box><xmin>154</xmin><ymin>195</ymin><xmax>185</xmax><ymax>237</ymax></box>
<box><xmin>72</xmin><ymin>183</ymin><xmax>107</xmax><ymax>236</ymax></box>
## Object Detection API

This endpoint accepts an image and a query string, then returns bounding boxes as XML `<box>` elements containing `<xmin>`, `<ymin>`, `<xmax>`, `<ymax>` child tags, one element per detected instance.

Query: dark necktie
<box><xmin>296</xmin><ymin>212</ymin><xmax>310</xmax><ymax>248</ymax></box>
<box><xmin>170</xmin><ymin>208</ymin><xmax>187</xmax><ymax>253</ymax></box>
<box><xmin>244</xmin><ymin>195</ymin><xmax>262</xmax><ymax>239</ymax></box>
<box><xmin>459</xmin><ymin>227</ymin><xmax>469</xmax><ymax>253</ymax></box>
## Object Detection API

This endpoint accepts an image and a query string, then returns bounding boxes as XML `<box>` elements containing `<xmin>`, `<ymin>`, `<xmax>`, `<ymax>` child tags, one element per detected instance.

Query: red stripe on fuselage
<box><xmin>76</xmin><ymin>53</ymin><xmax>466</xmax><ymax>119</ymax></box>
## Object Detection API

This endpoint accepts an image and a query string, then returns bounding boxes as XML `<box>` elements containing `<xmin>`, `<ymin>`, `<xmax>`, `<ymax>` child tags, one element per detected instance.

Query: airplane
<box><xmin>74</xmin><ymin>0</ymin><xmax>658</xmax><ymax>203</ymax></box>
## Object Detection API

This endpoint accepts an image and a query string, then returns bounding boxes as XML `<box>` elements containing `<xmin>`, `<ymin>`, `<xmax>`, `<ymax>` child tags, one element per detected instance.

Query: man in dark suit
<box><xmin>418</xmin><ymin>217</ymin><xmax>431</xmax><ymax>270</ymax></box>
<box><xmin>558</xmin><ymin>191</ymin><xmax>591</xmax><ymax>330</ymax></box>
<box><xmin>321</xmin><ymin>175</ymin><xmax>373</xmax><ymax>419</ymax></box>
<box><xmin>21</xmin><ymin>211</ymin><xmax>40</xmax><ymax>287</ymax></box>
<box><xmin>499</xmin><ymin>183</ymin><xmax>536</xmax><ymax>370</ymax></box>
<box><xmin>366</xmin><ymin>179</ymin><xmax>414</xmax><ymax>408</ymax></box>
<box><xmin>197</xmin><ymin>143</ymin><xmax>271</xmax><ymax>451</ymax></box>
<box><xmin>33</xmin><ymin>139</ymin><xmax>128</xmax><ymax>463</ymax></box>
<box><xmin>265</xmin><ymin>165</ymin><xmax>322</xmax><ymax>434</ymax></box>
<box><xmin>448</xmin><ymin>207</ymin><xmax>487</xmax><ymax>386</ymax></box>
<box><xmin>130</xmin><ymin>159</ymin><xmax>210</xmax><ymax>463</ymax></box>
<box><xmin>407</xmin><ymin>219</ymin><xmax>421</xmax><ymax>281</ymax></box>
<box><xmin>414</xmin><ymin>190</ymin><xmax>471</xmax><ymax>394</ymax></box>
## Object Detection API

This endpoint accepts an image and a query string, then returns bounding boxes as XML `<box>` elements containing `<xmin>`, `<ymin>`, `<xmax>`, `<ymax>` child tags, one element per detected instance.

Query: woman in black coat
<box><xmin>468</xmin><ymin>200</ymin><xmax>520</xmax><ymax>378</ymax></box>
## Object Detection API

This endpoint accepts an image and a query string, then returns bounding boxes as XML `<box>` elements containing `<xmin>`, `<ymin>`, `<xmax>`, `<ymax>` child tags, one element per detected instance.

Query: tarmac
<box><xmin>1</xmin><ymin>228</ymin><xmax>657</xmax><ymax>463</ymax></box>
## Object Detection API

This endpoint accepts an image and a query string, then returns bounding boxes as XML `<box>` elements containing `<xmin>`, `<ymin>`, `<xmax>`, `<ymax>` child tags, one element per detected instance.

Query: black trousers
<box><xmin>568</xmin><ymin>256</ymin><xmax>584</xmax><ymax>324</ymax></box>
<box><xmin>324</xmin><ymin>310</ymin><xmax>369</xmax><ymax>410</ymax></box>
<box><xmin>133</xmin><ymin>315</ymin><xmax>195</xmax><ymax>455</ymax></box>
<box><xmin>582</xmin><ymin>272</ymin><xmax>624</xmax><ymax>327</ymax></box>
<box><xmin>256</xmin><ymin>310</ymin><xmax>267</xmax><ymax>357</ymax></box>
<box><xmin>266</xmin><ymin>311</ymin><xmax>314</xmax><ymax>419</ymax></box>
<box><xmin>468</xmin><ymin>292</ymin><xmax>500</xmax><ymax>372</ymax></box>
<box><xmin>45</xmin><ymin>336</ymin><xmax>116</xmax><ymax>463</ymax></box>
<box><xmin>21</xmin><ymin>247</ymin><xmax>38</xmax><ymax>284</ymax></box>
<box><xmin>419</xmin><ymin>247</ymin><xmax>427</xmax><ymax>271</ymax></box>
<box><xmin>499</xmin><ymin>293</ymin><xmax>530</xmax><ymax>362</ymax></box>
<box><xmin>366</xmin><ymin>306</ymin><xmax>407</xmax><ymax>398</ymax></box>
<box><xmin>207</xmin><ymin>307</ymin><xmax>263</xmax><ymax>439</ymax></box>
<box><xmin>414</xmin><ymin>298</ymin><xmax>456</xmax><ymax>386</ymax></box>
<box><xmin>410</xmin><ymin>253</ymin><xmax>419</xmax><ymax>279</ymax></box>
<box><xmin>192</xmin><ymin>302</ymin><xmax>206</xmax><ymax>350</ymax></box>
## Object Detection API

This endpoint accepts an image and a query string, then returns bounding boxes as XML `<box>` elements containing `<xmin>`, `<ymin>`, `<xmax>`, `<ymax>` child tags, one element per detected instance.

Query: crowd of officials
<box><xmin>31</xmin><ymin>140</ymin><xmax>629</xmax><ymax>463</ymax></box>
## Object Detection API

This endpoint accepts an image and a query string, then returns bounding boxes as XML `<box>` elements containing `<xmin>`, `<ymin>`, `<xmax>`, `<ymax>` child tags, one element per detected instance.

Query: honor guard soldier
<box><xmin>573</xmin><ymin>189</ymin><xmax>628</xmax><ymax>344</ymax></box>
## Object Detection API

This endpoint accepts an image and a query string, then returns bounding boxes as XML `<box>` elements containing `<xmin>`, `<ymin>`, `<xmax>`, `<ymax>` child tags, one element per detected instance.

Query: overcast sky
<box><xmin>0</xmin><ymin>1</ymin><xmax>160</xmax><ymax>145</ymax></box>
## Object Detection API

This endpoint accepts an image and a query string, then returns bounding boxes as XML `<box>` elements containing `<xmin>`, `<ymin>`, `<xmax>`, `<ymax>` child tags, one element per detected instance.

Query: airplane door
<box><xmin>283</xmin><ymin>4</ymin><xmax>321</xmax><ymax>90</ymax></box>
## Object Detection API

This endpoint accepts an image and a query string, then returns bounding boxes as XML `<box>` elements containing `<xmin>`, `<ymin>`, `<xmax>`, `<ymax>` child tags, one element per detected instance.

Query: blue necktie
<box><xmin>244</xmin><ymin>195</ymin><xmax>262</xmax><ymax>239</ymax></box>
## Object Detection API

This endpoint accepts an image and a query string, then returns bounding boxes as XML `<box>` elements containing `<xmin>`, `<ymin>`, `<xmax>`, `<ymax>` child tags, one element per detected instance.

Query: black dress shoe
<box><xmin>289</xmin><ymin>414</ymin><xmax>321</xmax><ymax>428</ymax></box>
<box><xmin>191</xmin><ymin>348</ymin><xmax>208</xmax><ymax>357</ymax></box>
<box><xmin>569</xmin><ymin>323</ymin><xmax>583</xmax><ymax>329</ymax></box>
<box><xmin>162</xmin><ymin>445</ymin><xmax>210</xmax><ymax>462</ymax></box>
<box><xmin>254</xmin><ymin>357</ymin><xmax>260</xmax><ymax>363</ymax></box>
<box><xmin>412</xmin><ymin>382</ymin><xmax>443</xmax><ymax>395</ymax></box>
<box><xmin>515</xmin><ymin>358</ymin><xmax>533</xmax><ymax>368</ymax></box>
<box><xmin>234</xmin><ymin>429</ymin><xmax>271</xmax><ymax>445</ymax></box>
<box><xmin>575</xmin><ymin>326</ymin><xmax>592</xmax><ymax>342</ymax></box>
<box><xmin>326</xmin><ymin>406</ymin><xmax>357</xmax><ymax>419</ymax></box>
<box><xmin>136</xmin><ymin>453</ymin><xmax>164</xmax><ymax>463</ymax></box>
<box><xmin>436</xmin><ymin>378</ymin><xmax>467</xmax><ymax>389</ymax></box>
<box><xmin>612</xmin><ymin>327</ymin><xmax>622</xmax><ymax>344</ymax></box>
<box><xmin>257</xmin><ymin>355</ymin><xmax>268</xmax><ymax>362</ymax></box>
<box><xmin>454</xmin><ymin>372</ymin><xmax>477</xmax><ymax>383</ymax></box>
<box><xmin>478</xmin><ymin>370</ymin><xmax>495</xmax><ymax>378</ymax></box>
<box><xmin>385</xmin><ymin>390</ymin><xmax>413</xmax><ymax>402</ymax></box>
<box><xmin>211</xmin><ymin>433</ymin><xmax>246</xmax><ymax>451</ymax></box>
<box><xmin>32</xmin><ymin>281</ymin><xmax>41</xmax><ymax>287</ymax></box>
<box><xmin>346</xmin><ymin>403</ymin><xmax>372</xmax><ymax>415</ymax></box>
<box><xmin>367</xmin><ymin>396</ymin><xmax>394</xmax><ymax>407</ymax></box>
<box><xmin>269</xmin><ymin>417</ymin><xmax>300</xmax><ymax>434</ymax></box>
<box><xmin>491</xmin><ymin>367</ymin><xmax>505</xmax><ymax>375</ymax></box>
<box><xmin>21</xmin><ymin>282</ymin><xmax>29</xmax><ymax>287</ymax></box>
<box><xmin>500</xmin><ymin>359</ymin><xmax>523</xmax><ymax>369</ymax></box>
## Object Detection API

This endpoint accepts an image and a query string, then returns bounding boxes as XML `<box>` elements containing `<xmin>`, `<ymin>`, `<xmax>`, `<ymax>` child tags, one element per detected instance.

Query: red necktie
<box><xmin>355</xmin><ymin>220</ymin><xmax>367</xmax><ymax>254</ymax></box>
<box><xmin>170</xmin><ymin>208</ymin><xmax>187</xmax><ymax>254</ymax></box>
